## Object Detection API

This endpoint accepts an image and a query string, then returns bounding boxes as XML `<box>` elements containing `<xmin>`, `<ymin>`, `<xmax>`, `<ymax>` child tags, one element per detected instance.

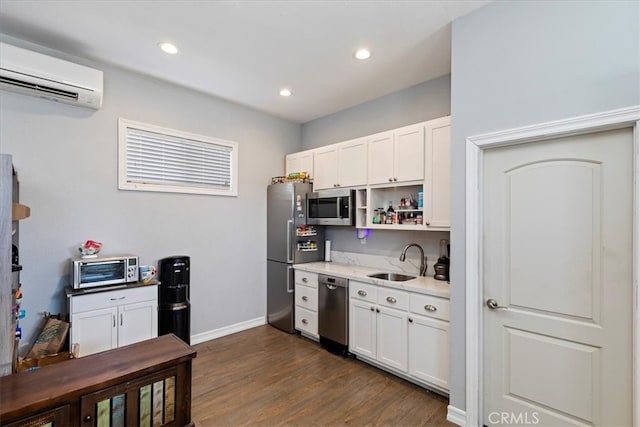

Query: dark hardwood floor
<box><xmin>191</xmin><ymin>325</ymin><xmax>454</xmax><ymax>426</ymax></box>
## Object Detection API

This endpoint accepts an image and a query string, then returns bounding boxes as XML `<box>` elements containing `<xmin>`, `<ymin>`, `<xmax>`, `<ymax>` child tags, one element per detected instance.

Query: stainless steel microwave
<box><xmin>306</xmin><ymin>189</ymin><xmax>355</xmax><ymax>226</ymax></box>
<box><xmin>71</xmin><ymin>255</ymin><xmax>139</xmax><ymax>289</ymax></box>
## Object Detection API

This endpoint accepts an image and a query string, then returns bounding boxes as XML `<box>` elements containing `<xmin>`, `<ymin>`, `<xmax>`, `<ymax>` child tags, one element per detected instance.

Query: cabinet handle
<box><xmin>358</xmin><ymin>290</ymin><xmax>367</xmax><ymax>297</ymax></box>
<box><xmin>424</xmin><ymin>304</ymin><xmax>437</xmax><ymax>312</ymax></box>
<box><xmin>113</xmin><ymin>315</ymin><xmax>116</xmax><ymax>328</ymax></box>
<box><xmin>302</xmin><ymin>277</ymin><xmax>308</xmax><ymax>283</ymax></box>
<box><xmin>302</xmin><ymin>319</ymin><xmax>308</xmax><ymax>324</ymax></box>
<box><xmin>370</xmin><ymin>307</ymin><xmax>375</xmax><ymax>312</ymax></box>
<box><xmin>84</xmin><ymin>415</ymin><xmax>92</xmax><ymax>423</ymax></box>
<box><xmin>120</xmin><ymin>313</ymin><xmax>123</xmax><ymax>326</ymax></box>
<box><xmin>388</xmin><ymin>178</ymin><xmax>393</xmax><ymax>182</ymax></box>
<box><xmin>408</xmin><ymin>318</ymin><xmax>413</xmax><ymax>323</ymax></box>
<box><xmin>376</xmin><ymin>308</ymin><xmax>380</xmax><ymax>313</ymax></box>
<box><xmin>425</xmin><ymin>221</ymin><xmax>431</xmax><ymax>226</ymax></box>
<box><xmin>302</xmin><ymin>296</ymin><xmax>308</xmax><ymax>301</ymax></box>
<box><xmin>393</xmin><ymin>177</ymin><xmax>398</xmax><ymax>182</ymax></box>
<box><xmin>110</xmin><ymin>296</ymin><xmax>125</xmax><ymax>301</ymax></box>
<box><xmin>386</xmin><ymin>296</ymin><xmax>397</xmax><ymax>304</ymax></box>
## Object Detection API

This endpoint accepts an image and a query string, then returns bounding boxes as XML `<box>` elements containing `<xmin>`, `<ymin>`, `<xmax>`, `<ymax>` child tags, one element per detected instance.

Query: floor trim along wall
<box><xmin>190</xmin><ymin>317</ymin><xmax>266</xmax><ymax>345</ymax></box>
<box><xmin>446</xmin><ymin>405</ymin><xmax>466</xmax><ymax>426</ymax></box>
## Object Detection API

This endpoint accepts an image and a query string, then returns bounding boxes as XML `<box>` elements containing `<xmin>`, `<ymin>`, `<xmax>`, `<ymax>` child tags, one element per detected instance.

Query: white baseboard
<box><xmin>447</xmin><ymin>405</ymin><xmax>466</xmax><ymax>426</ymax></box>
<box><xmin>190</xmin><ymin>316</ymin><xmax>266</xmax><ymax>345</ymax></box>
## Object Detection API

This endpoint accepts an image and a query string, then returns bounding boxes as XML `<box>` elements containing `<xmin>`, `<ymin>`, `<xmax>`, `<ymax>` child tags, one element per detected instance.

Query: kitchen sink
<box><xmin>367</xmin><ymin>272</ymin><xmax>416</xmax><ymax>282</ymax></box>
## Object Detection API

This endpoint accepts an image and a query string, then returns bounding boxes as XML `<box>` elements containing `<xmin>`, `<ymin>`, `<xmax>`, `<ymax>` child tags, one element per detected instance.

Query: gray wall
<box><xmin>449</xmin><ymin>0</ymin><xmax>640</xmax><ymax>412</ymax></box>
<box><xmin>0</xmin><ymin>37</ymin><xmax>301</xmax><ymax>353</ymax></box>
<box><xmin>301</xmin><ymin>75</ymin><xmax>450</xmax><ymax>149</ymax></box>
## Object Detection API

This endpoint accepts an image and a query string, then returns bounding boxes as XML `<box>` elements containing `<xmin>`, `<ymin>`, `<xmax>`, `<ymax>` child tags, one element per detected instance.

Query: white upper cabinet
<box><xmin>368</xmin><ymin>124</ymin><xmax>425</xmax><ymax>185</ymax></box>
<box><xmin>285</xmin><ymin>148</ymin><xmax>314</xmax><ymax>180</ymax></box>
<box><xmin>313</xmin><ymin>138</ymin><xmax>367</xmax><ymax>191</ymax></box>
<box><xmin>337</xmin><ymin>137</ymin><xmax>367</xmax><ymax>187</ymax></box>
<box><xmin>313</xmin><ymin>145</ymin><xmax>339</xmax><ymax>190</ymax></box>
<box><xmin>423</xmin><ymin>117</ymin><xmax>451</xmax><ymax>228</ymax></box>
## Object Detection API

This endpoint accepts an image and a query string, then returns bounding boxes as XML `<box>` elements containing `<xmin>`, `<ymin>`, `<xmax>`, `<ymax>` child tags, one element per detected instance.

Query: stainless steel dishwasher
<box><xmin>318</xmin><ymin>274</ymin><xmax>349</xmax><ymax>355</ymax></box>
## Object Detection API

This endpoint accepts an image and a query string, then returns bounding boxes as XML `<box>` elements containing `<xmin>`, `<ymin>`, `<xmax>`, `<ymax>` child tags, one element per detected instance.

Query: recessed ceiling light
<box><xmin>279</xmin><ymin>88</ymin><xmax>292</xmax><ymax>97</ymax></box>
<box><xmin>158</xmin><ymin>42</ymin><xmax>179</xmax><ymax>54</ymax></box>
<box><xmin>354</xmin><ymin>48</ymin><xmax>371</xmax><ymax>60</ymax></box>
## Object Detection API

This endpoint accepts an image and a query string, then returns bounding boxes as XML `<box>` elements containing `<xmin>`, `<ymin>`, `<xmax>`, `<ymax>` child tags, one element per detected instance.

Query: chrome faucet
<box><xmin>399</xmin><ymin>243</ymin><xmax>427</xmax><ymax>276</ymax></box>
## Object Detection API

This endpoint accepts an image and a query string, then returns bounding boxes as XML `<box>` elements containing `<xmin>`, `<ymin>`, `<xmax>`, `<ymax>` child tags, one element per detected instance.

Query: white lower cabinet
<box><xmin>349</xmin><ymin>281</ymin><xmax>408</xmax><ymax>373</ymax></box>
<box><xmin>349</xmin><ymin>280</ymin><xmax>450</xmax><ymax>393</ymax></box>
<box><xmin>69</xmin><ymin>285</ymin><xmax>158</xmax><ymax>357</ymax></box>
<box><xmin>294</xmin><ymin>270</ymin><xmax>319</xmax><ymax>339</ymax></box>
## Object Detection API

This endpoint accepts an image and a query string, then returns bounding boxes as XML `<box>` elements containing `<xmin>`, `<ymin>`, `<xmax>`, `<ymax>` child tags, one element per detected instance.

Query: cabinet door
<box><xmin>424</xmin><ymin>119</ymin><xmax>451</xmax><ymax>228</ymax></box>
<box><xmin>5</xmin><ymin>405</ymin><xmax>70</xmax><ymax>427</ymax></box>
<box><xmin>286</xmin><ymin>150</ymin><xmax>315</xmax><ymax>180</ymax></box>
<box><xmin>377</xmin><ymin>306</ymin><xmax>408</xmax><ymax>372</ymax></box>
<box><xmin>367</xmin><ymin>132</ymin><xmax>395</xmax><ymax>185</ymax></box>
<box><xmin>349</xmin><ymin>298</ymin><xmax>377</xmax><ymax>359</ymax></box>
<box><xmin>394</xmin><ymin>125</ymin><xmax>425</xmax><ymax>183</ymax></box>
<box><xmin>71</xmin><ymin>307</ymin><xmax>118</xmax><ymax>357</ymax></box>
<box><xmin>313</xmin><ymin>146</ymin><xmax>339</xmax><ymax>190</ymax></box>
<box><xmin>118</xmin><ymin>299</ymin><xmax>158</xmax><ymax>347</ymax></box>
<box><xmin>408</xmin><ymin>315</ymin><xmax>449</xmax><ymax>391</ymax></box>
<box><xmin>338</xmin><ymin>138</ymin><xmax>367</xmax><ymax>187</ymax></box>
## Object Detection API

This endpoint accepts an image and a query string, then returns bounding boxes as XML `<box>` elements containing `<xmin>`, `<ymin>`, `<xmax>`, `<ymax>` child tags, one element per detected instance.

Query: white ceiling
<box><xmin>0</xmin><ymin>0</ymin><xmax>490</xmax><ymax>123</ymax></box>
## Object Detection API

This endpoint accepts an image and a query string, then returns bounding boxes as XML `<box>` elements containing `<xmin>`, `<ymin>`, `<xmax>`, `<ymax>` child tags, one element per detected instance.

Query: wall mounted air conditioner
<box><xmin>0</xmin><ymin>42</ymin><xmax>103</xmax><ymax>109</ymax></box>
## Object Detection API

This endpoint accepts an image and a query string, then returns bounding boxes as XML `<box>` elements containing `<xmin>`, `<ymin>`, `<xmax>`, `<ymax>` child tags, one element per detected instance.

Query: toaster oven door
<box><xmin>77</xmin><ymin>260</ymin><xmax>127</xmax><ymax>288</ymax></box>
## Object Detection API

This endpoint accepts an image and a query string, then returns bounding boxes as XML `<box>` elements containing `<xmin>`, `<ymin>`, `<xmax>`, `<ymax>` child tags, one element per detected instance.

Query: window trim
<box><xmin>118</xmin><ymin>118</ymin><xmax>238</xmax><ymax>196</ymax></box>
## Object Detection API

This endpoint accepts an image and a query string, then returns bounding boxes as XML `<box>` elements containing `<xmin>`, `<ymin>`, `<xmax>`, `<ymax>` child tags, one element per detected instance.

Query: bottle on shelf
<box><xmin>386</xmin><ymin>201</ymin><xmax>394</xmax><ymax>224</ymax></box>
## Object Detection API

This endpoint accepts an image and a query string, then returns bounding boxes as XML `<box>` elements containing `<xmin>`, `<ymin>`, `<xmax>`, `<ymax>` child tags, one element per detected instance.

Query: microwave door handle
<box><xmin>287</xmin><ymin>219</ymin><xmax>294</xmax><ymax>263</ymax></box>
<box><xmin>83</xmin><ymin>260</ymin><xmax>121</xmax><ymax>266</ymax></box>
<box><xmin>336</xmin><ymin>197</ymin><xmax>343</xmax><ymax>218</ymax></box>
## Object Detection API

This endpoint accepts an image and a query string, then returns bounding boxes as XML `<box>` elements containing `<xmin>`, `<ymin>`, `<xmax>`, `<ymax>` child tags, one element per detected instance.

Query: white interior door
<box><xmin>483</xmin><ymin>128</ymin><xmax>633</xmax><ymax>426</ymax></box>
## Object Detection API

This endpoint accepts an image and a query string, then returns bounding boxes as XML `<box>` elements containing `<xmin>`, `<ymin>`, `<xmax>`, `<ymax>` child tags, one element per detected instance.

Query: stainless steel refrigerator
<box><xmin>267</xmin><ymin>182</ymin><xmax>324</xmax><ymax>333</ymax></box>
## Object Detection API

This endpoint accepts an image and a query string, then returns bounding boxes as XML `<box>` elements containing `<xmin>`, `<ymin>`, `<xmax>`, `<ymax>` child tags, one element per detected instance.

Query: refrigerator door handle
<box><xmin>286</xmin><ymin>219</ymin><xmax>294</xmax><ymax>263</ymax></box>
<box><xmin>287</xmin><ymin>266</ymin><xmax>294</xmax><ymax>293</ymax></box>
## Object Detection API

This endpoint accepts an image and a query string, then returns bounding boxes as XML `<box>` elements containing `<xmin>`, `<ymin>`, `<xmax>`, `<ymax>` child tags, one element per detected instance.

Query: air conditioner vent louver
<box><xmin>0</xmin><ymin>42</ymin><xmax>103</xmax><ymax>109</ymax></box>
<box><xmin>0</xmin><ymin>74</ymin><xmax>79</xmax><ymax>101</ymax></box>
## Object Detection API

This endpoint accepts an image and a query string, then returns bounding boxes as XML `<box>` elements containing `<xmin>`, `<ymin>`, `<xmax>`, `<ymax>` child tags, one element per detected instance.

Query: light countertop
<box><xmin>294</xmin><ymin>262</ymin><xmax>450</xmax><ymax>299</ymax></box>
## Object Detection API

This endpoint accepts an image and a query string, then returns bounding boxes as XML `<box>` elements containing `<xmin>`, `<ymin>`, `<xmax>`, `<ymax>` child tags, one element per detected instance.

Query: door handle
<box><xmin>287</xmin><ymin>266</ymin><xmax>294</xmax><ymax>293</ymax></box>
<box><xmin>286</xmin><ymin>220</ymin><xmax>294</xmax><ymax>263</ymax></box>
<box><xmin>302</xmin><ymin>296</ymin><xmax>308</xmax><ymax>301</ymax></box>
<box><xmin>486</xmin><ymin>299</ymin><xmax>508</xmax><ymax>310</ymax></box>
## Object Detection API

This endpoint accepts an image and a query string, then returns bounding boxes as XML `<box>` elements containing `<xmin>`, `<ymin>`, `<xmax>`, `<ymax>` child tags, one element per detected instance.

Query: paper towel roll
<box><xmin>325</xmin><ymin>240</ymin><xmax>331</xmax><ymax>262</ymax></box>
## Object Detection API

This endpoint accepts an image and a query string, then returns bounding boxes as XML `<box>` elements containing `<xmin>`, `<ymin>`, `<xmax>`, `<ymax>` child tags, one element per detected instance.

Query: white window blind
<box><xmin>118</xmin><ymin>119</ymin><xmax>238</xmax><ymax>196</ymax></box>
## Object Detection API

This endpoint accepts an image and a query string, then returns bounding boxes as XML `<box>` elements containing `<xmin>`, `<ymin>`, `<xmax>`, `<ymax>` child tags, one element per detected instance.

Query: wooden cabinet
<box><xmin>0</xmin><ymin>334</ymin><xmax>196</xmax><ymax>427</ymax></box>
<box><xmin>285</xmin><ymin>149</ymin><xmax>315</xmax><ymax>180</ymax></box>
<box><xmin>349</xmin><ymin>281</ymin><xmax>408</xmax><ymax>373</ymax></box>
<box><xmin>423</xmin><ymin>116</ymin><xmax>451</xmax><ymax>228</ymax></box>
<box><xmin>368</xmin><ymin>124</ymin><xmax>425</xmax><ymax>185</ymax></box>
<box><xmin>313</xmin><ymin>138</ymin><xmax>367</xmax><ymax>190</ymax></box>
<box><xmin>68</xmin><ymin>285</ymin><xmax>158</xmax><ymax>357</ymax></box>
<box><xmin>294</xmin><ymin>270</ymin><xmax>319</xmax><ymax>339</ymax></box>
<box><xmin>349</xmin><ymin>279</ymin><xmax>450</xmax><ymax>393</ymax></box>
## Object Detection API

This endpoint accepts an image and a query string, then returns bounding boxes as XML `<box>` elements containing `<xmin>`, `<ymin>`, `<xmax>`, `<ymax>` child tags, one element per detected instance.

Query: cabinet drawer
<box><xmin>295</xmin><ymin>270</ymin><xmax>318</xmax><ymax>288</ymax></box>
<box><xmin>349</xmin><ymin>281</ymin><xmax>377</xmax><ymax>303</ymax></box>
<box><xmin>295</xmin><ymin>284</ymin><xmax>318</xmax><ymax>311</ymax></box>
<box><xmin>377</xmin><ymin>287</ymin><xmax>409</xmax><ymax>310</ymax></box>
<box><xmin>70</xmin><ymin>286</ymin><xmax>157</xmax><ymax>313</ymax></box>
<box><xmin>409</xmin><ymin>293</ymin><xmax>450</xmax><ymax>321</ymax></box>
<box><xmin>295</xmin><ymin>306</ymin><xmax>318</xmax><ymax>335</ymax></box>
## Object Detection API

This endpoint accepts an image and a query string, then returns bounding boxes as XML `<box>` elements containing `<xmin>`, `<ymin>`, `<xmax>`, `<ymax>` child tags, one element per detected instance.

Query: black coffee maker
<box><xmin>158</xmin><ymin>256</ymin><xmax>191</xmax><ymax>344</ymax></box>
<box><xmin>433</xmin><ymin>240</ymin><xmax>450</xmax><ymax>282</ymax></box>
